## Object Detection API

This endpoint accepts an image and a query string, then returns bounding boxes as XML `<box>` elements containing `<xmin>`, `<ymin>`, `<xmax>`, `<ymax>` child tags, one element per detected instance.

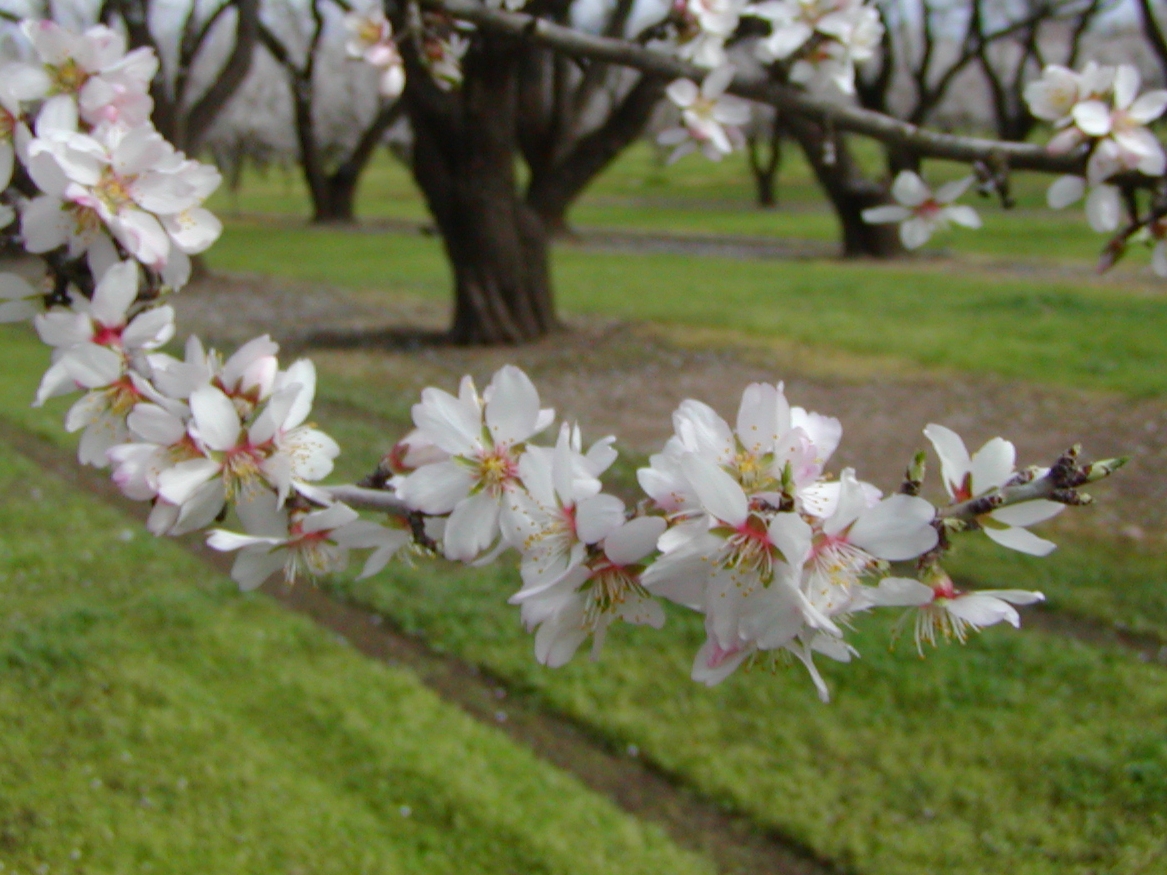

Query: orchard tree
<box><xmin>257</xmin><ymin>0</ymin><xmax>405</xmax><ymax>223</ymax></box>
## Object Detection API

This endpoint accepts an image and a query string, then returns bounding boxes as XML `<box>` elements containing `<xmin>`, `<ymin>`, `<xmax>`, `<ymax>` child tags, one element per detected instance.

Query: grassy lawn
<box><xmin>207</xmin><ymin>143</ymin><xmax>1112</xmax><ymax>264</ymax></box>
<box><xmin>208</xmin><ymin>222</ymin><xmax>1167</xmax><ymax>397</ymax></box>
<box><xmin>0</xmin><ymin>306</ymin><xmax>1164</xmax><ymax>875</ymax></box>
<box><xmin>0</xmin><ymin>403</ymin><xmax>712</xmax><ymax>872</ymax></box>
<box><xmin>4</xmin><ymin>126</ymin><xmax>1163</xmax><ymax>875</ymax></box>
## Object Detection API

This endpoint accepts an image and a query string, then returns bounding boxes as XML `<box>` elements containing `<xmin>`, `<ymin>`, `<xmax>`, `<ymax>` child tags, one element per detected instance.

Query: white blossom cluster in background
<box><xmin>342</xmin><ymin>7</ymin><xmax>470</xmax><ymax>95</ymax></box>
<box><xmin>667</xmin><ymin>0</ymin><xmax>881</xmax><ymax>93</ymax></box>
<box><xmin>0</xmin><ymin>18</ymin><xmax>1127</xmax><ymax>701</ymax></box>
<box><xmin>1026</xmin><ymin>62</ymin><xmax>1167</xmax><ymax>270</ymax></box>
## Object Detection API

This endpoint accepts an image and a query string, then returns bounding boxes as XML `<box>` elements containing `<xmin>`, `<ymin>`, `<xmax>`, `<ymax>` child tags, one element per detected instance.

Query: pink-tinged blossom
<box><xmin>511</xmin><ymin>515</ymin><xmax>668</xmax><ymax>667</ymax></box>
<box><xmin>33</xmin><ymin>261</ymin><xmax>174</xmax><ymax>406</ymax></box>
<box><xmin>658</xmin><ymin>66</ymin><xmax>750</xmax><ymax>163</ymax></box>
<box><xmin>861</xmin><ymin>172</ymin><xmax>981</xmax><ymax>249</ymax></box>
<box><xmin>25</xmin><ymin>121</ymin><xmax>221</xmax><ymax>283</ymax></box>
<box><xmin>924</xmin><ymin>423</ymin><xmax>1063</xmax><ymax>556</ymax></box>
<box><xmin>395</xmin><ymin>365</ymin><xmax>555</xmax><ymax>562</ymax></box>
<box><xmin>869</xmin><ymin>573</ymin><xmax>1044</xmax><ymax>655</ymax></box>
<box><xmin>20</xmin><ymin>20</ymin><xmax>156</xmax><ymax>128</ymax></box>
<box><xmin>207</xmin><ymin>500</ymin><xmax>374</xmax><ymax>590</ymax></box>
<box><xmin>344</xmin><ymin>10</ymin><xmax>406</xmax><ymax>99</ymax></box>
<box><xmin>502</xmin><ymin>423</ymin><xmax>622</xmax><ymax>590</ymax></box>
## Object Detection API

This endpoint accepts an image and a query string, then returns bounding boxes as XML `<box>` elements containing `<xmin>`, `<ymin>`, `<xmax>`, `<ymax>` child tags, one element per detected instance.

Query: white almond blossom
<box><xmin>657</xmin><ymin>66</ymin><xmax>750</xmax><ymax>163</ymax></box>
<box><xmin>25</xmin><ymin>117</ymin><xmax>221</xmax><ymax>284</ymax></box>
<box><xmin>207</xmin><ymin>500</ymin><xmax>376</xmax><ymax>590</ymax></box>
<box><xmin>153</xmin><ymin>366</ymin><xmax>339</xmax><ymax>525</ymax></box>
<box><xmin>502</xmin><ymin>423</ymin><xmax>622</xmax><ymax>590</ymax></box>
<box><xmin>511</xmin><ymin>515</ymin><xmax>668</xmax><ymax>667</ymax></box>
<box><xmin>924</xmin><ymin>423</ymin><xmax>1063</xmax><ymax>556</ymax></box>
<box><xmin>861</xmin><ymin>172</ymin><xmax>981</xmax><ymax>249</ymax></box>
<box><xmin>395</xmin><ymin>365</ymin><xmax>554</xmax><ymax>562</ymax></box>
<box><xmin>870</xmin><ymin>573</ymin><xmax>1045</xmax><ymax>655</ymax></box>
<box><xmin>673</xmin><ymin>0</ymin><xmax>747</xmax><ymax>68</ymax></box>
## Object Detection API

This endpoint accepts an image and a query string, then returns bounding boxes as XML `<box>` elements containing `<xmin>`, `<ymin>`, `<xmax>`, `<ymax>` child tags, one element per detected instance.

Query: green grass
<box><xmin>207</xmin><ymin>222</ymin><xmax>1167</xmax><ymax>397</ymax></box>
<box><xmin>0</xmin><ymin>414</ymin><xmax>713</xmax><ymax>871</ymax></box>
<box><xmin>332</xmin><ymin>552</ymin><xmax>1167</xmax><ymax>875</ymax></box>
<box><xmin>207</xmin><ymin>143</ymin><xmax>1110</xmax><ymax>263</ymax></box>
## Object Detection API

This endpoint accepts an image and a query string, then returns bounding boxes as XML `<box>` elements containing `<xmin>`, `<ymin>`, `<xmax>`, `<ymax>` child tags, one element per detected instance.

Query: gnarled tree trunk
<box><xmin>407</xmin><ymin>34</ymin><xmax>558</xmax><ymax>344</ymax></box>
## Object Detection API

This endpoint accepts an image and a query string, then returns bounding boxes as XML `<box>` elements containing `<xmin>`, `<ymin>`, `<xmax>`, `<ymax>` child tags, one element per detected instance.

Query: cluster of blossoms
<box><xmin>745</xmin><ymin>0</ymin><xmax>882</xmax><ymax>94</ymax></box>
<box><xmin>1</xmin><ymin>21</ymin><xmax>222</xmax><ymax>288</ymax></box>
<box><xmin>1026</xmin><ymin>62</ymin><xmax>1167</xmax><ymax>265</ymax></box>
<box><xmin>658</xmin><ymin>0</ymin><xmax>883</xmax><ymax>162</ymax></box>
<box><xmin>1</xmin><ymin>18</ymin><xmax>1125</xmax><ymax>702</ymax></box>
<box><xmin>378</xmin><ymin>366</ymin><xmax>1085</xmax><ymax>699</ymax></box>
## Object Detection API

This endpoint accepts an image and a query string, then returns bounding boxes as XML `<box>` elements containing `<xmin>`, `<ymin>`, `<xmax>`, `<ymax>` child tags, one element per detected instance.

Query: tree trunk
<box><xmin>787</xmin><ymin>116</ymin><xmax>904</xmax><ymax>259</ymax></box>
<box><xmin>746</xmin><ymin>115</ymin><xmax>783</xmax><ymax>209</ymax></box>
<box><xmin>407</xmin><ymin>35</ymin><xmax>558</xmax><ymax>345</ymax></box>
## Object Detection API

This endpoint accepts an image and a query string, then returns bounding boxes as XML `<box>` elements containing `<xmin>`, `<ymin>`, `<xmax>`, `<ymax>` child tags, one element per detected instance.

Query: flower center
<box><xmin>222</xmin><ymin>444</ymin><xmax>267</xmax><ymax>500</ymax></box>
<box><xmin>0</xmin><ymin>107</ymin><xmax>14</xmax><ymax>143</ymax></box>
<box><xmin>720</xmin><ymin>514</ymin><xmax>778</xmax><ymax>585</ymax></box>
<box><xmin>583</xmin><ymin>562</ymin><xmax>648</xmax><ymax>625</ymax></box>
<box><xmin>475</xmin><ymin>446</ymin><xmax>518</xmax><ymax>494</ymax></box>
<box><xmin>94</xmin><ymin>168</ymin><xmax>137</xmax><ymax>213</ymax></box>
<box><xmin>49</xmin><ymin>58</ymin><xmax>89</xmax><ymax>95</ymax></box>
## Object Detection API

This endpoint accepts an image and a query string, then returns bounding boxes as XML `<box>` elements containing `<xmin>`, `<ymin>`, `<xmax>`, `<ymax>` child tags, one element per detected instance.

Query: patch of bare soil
<box><xmin>176</xmin><ymin>270</ymin><xmax>1167</xmax><ymax>541</ymax></box>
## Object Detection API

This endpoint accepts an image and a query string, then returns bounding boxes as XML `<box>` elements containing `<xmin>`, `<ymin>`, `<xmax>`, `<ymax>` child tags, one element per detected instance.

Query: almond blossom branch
<box><xmin>937</xmin><ymin>447</ymin><xmax>1128</xmax><ymax>523</ymax></box>
<box><xmin>324</xmin><ymin>484</ymin><xmax>412</xmax><ymax>514</ymax></box>
<box><xmin>425</xmin><ymin>0</ymin><xmax>1084</xmax><ymax>173</ymax></box>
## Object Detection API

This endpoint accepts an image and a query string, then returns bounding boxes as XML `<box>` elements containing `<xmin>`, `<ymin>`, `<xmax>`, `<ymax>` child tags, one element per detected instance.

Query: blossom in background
<box><xmin>422</xmin><ymin>32</ymin><xmax>469</xmax><ymax>91</ymax></box>
<box><xmin>344</xmin><ymin>9</ymin><xmax>406</xmax><ymax>99</ymax></box>
<box><xmin>746</xmin><ymin>0</ymin><xmax>882</xmax><ymax>94</ymax></box>
<box><xmin>673</xmin><ymin>0</ymin><xmax>747</xmax><ymax>68</ymax></box>
<box><xmin>924</xmin><ymin>423</ymin><xmax>1063</xmax><ymax>556</ymax></box>
<box><xmin>861</xmin><ymin>172</ymin><xmax>981</xmax><ymax>249</ymax></box>
<box><xmin>395</xmin><ymin>365</ymin><xmax>554</xmax><ymax>562</ymax></box>
<box><xmin>1024</xmin><ymin>62</ymin><xmax>1113</xmax><ymax>129</ymax></box>
<box><xmin>657</xmin><ymin>66</ymin><xmax>750</xmax><ymax>163</ymax></box>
